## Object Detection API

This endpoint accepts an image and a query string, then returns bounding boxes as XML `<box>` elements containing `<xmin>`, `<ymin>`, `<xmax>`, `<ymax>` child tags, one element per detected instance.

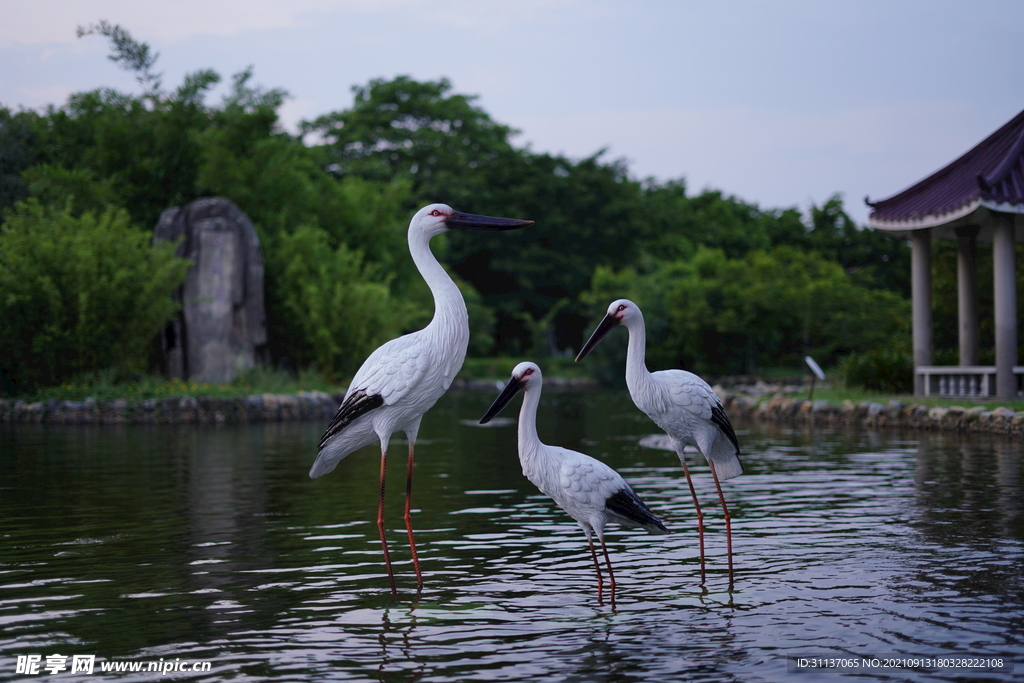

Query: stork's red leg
<box><xmin>599</xmin><ymin>537</ymin><xmax>616</xmax><ymax>594</ymax></box>
<box><xmin>587</xmin><ymin>535</ymin><xmax>604</xmax><ymax>596</ymax></box>
<box><xmin>678</xmin><ymin>455</ymin><xmax>706</xmax><ymax>581</ymax></box>
<box><xmin>378</xmin><ymin>445</ymin><xmax>397</xmax><ymax>595</ymax></box>
<box><xmin>404</xmin><ymin>440</ymin><xmax>423</xmax><ymax>592</ymax></box>
<box><xmin>708</xmin><ymin>460</ymin><xmax>734</xmax><ymax>585</ymax></box>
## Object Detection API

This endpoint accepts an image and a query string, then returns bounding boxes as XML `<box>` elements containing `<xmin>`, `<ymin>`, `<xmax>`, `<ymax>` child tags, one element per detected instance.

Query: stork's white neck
<box><xmin>623</xmin><ymin>315</ymin><xmax>654</xmax><ymax>398</ymax></box>
<box><xmin>517</xmin><ymin>381</ymin><xmax>543</xmax><ymax>459</ymax></box>
<box><xmin>409</xmin><ymin>228</ymin><xmax>468</xmax><ymax>330</ymax></box>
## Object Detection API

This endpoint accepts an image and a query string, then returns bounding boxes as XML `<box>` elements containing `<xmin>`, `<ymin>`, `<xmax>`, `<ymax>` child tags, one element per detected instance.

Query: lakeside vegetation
<box><xmin>1</xmin><ymin>22</ymin><xmax>1015</xmax><ymax>399</ymax></box>
<box><xmin>788</xmin><ymin>385</ymin><xmax>1024</xmax><ymax>413</ymax></box>
<box><xmin>23</xmin><ymin>366</ymin><xmax>338</xmax><ymax>403</ymax></box>
<box><xmin>18</xmin><ymin>365</ymin><xmax>1024</xmax><ymax>416</ymax></box>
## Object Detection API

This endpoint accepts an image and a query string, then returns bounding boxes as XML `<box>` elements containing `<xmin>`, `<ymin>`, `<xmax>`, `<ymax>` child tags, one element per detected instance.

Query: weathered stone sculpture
<box><xmin>154</xmin><ymin>198</ymin><xmax>267</xmax><ymax>383</ymax></box>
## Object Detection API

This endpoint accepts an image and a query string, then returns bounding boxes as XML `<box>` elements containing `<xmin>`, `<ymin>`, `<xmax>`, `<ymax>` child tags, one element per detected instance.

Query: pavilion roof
<box><xmin>868</xmin><ymin>108</ymin><xmax>1024</xmax><ymax>230</ymax></box>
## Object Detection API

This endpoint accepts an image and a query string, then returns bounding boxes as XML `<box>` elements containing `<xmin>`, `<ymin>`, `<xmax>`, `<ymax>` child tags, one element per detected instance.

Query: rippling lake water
<box><xmin>2</xmin><ymin>389</ymin><xmax>1022</xmax><ymax>681</ymax></box>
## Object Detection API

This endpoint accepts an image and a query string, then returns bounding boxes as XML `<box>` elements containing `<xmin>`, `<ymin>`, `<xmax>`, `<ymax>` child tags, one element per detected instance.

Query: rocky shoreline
<box><xmin>721</xmin><ymin>393</ymin><xmax>1023</xmax><ymax>437</ymax></box>
<box><xmin>1</xmin><ymin>377</ymin><xmax>1021</xmax><ymax>437</ymax></box>
<box><xmin>0</xmin><ymin>377</ymin><xmax>598</xmax><ymax>426</ymax></box>
<box><xmin>0</xmin><ymin>391</ymin><xmax>342</xmax><ymax>425</ymax></box>
<box><xmin>712</xmin><ymin>378</ymin><xmax>1023</xmax><ymax>437</ymax></box>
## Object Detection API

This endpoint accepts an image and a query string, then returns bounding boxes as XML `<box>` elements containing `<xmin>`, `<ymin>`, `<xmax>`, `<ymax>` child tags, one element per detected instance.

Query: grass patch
<box><xmin>781</xmin><ymin>382</ymin><xmax>1024</xmax><ymax>411</ymax></box>
<box><xmin>751</xmin><ymin>366</ymin><xmax>807</xmax><ymax>380</ymax></box>
<box><xmin>24</xmin><ymin>366</ymin><xmax>341</xmax><ymax>403</ymax></box>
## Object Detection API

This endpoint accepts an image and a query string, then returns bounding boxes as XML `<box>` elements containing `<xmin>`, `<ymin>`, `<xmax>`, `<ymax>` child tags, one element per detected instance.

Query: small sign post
<box><xmin>805</xmin><ymin>356</ymin><xmax>826</xmax><ymax>401</ymax></box>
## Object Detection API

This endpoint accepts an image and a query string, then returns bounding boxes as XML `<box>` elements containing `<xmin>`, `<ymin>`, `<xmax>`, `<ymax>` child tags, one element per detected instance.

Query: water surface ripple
<box><xmin>1</xmin><ymin>390</ymin><xmax>1021</xmax><ymax>681</ymax></box>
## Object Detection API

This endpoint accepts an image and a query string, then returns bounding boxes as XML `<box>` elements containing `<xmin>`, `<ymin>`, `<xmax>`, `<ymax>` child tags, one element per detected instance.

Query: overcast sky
<box><xmin>2</xmin><ymin>0</ymin><xmax>1022</xmax><ymax>225</ymax></box>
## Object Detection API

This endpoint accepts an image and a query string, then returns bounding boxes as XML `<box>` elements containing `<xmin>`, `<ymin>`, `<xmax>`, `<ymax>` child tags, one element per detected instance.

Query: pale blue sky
<box><xmin>2</xmin><ymin>0</ymin><xmax>1022</xmax><ymax>224</ymax></box>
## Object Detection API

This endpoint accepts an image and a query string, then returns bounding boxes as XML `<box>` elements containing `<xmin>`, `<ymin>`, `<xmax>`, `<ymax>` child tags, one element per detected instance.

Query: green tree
<box><xmin>20</xmin><ymin>164</ymin><xmax>119</xmax><ymax>216</ymax></box>
<box><xmin>270</xmin><ymin>224</ymin><xmax>417</xmax><ymax>381</ymax></box>
<box><xmin>583</xmin><ymin>245</ymin><xmax>909</xmax><ymax>380</ymax></box>
<box><xmin>304</xmin><ymin>76</ymin><xmax>519</xmax><ymax>208</ymax></box>
<box><xmin>2</xmin><ymin>30</ymin><xmax>920</xmax><ymax>383</ymax></box>
<box><xmin>0</xmin><ymin>200</ymin><xmax>190</xmax><ymax>391</ymax></box>
<box><xmin>639</xmin><ymin>180</ymin><xmax>805</xmax><ymax>260</ymax></box>
<box><xmin>447</xmin><ymin>150</ymin><xmax>651</xmax><ymax>355</ymax></box>
<box><xmin>13</xmin><ymin>25</ymin><xmax>423</xmax><ymax>374</ymax></box>
<box><xmin>27</xmin><ymin>81</ymin><xmax>217</xmax><ymax>227</ymax></box>
<box><xmin>77</xmin><ymin>20</ymin><xmax>163</xmax><ymax>92</ymax></box>
<box><xmin>807</xmin><ymin>194</ymin><xmax>910</xmax><ymax>295</ymax></box>
<box><xmin>0</xmin><ymin>107</ymin><xmax>45</xmax><ymax>215</ymax></box>
<box><xmin>306</xmin><ymin>75</ymin><xmax>663</xmax><ymax>356</ymax></box>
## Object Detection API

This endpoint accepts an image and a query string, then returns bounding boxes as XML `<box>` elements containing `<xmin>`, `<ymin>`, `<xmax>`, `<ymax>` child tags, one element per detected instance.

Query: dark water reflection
<box><xmin>1</xmin><ymin>390</ymin><xmax>1021</xmax><ymax>681</ymax></box>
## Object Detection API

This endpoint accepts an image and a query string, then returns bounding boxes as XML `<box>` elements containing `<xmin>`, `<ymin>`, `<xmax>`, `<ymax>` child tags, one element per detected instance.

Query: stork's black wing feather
<box><xmin>605</xmin><ymin>488</ymin><xmax>668</xmax><ymax>532</ymax></box>
<box><xmin>710</xmin><ymin>403</ymin><xmax>741</xmax><ymax>455</ymax></box>
<box><xmin>318</xmin><ymin>390</ymin><xmax>384</xmax><ymax>449</ymax></box>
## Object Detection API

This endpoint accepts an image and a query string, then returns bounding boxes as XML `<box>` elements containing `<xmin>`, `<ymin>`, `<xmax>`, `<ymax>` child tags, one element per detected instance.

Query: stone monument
<box><xmin>154</xmin><ymin>198</ymin><xmax>267</xmax><ymax>383</ymax></box>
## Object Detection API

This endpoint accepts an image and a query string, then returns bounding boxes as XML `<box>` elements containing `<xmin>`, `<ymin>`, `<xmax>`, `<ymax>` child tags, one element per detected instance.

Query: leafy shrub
<box><xmin>0</xmin><ymin>200</ymin><xmax>190</xmax><ymax>392</ymax></box>
<box><xmin>836</xmin><ymin>348</ymin><xmax>913</xmax><ymax>393</ymax></box>
<box><xmin>582</xmin><ymin>246</ymin><xmax>911</xmax><ymax>380</ymax></box>
<box><xmin>270</xmin><ymin>224</ymin><xmax>417</xmax><ymax>382</ymax></box>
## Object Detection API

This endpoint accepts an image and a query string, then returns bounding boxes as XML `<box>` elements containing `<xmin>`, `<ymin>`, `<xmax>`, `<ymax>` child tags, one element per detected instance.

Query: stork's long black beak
<box><xmin>446</xmin><ymin>211</ymin><xmax>534</xmax><ymax>231</ymax></box>
<box><xmin>575</xmin><ymin>313</ymin><xmax>621</xmax><ymax>362</ymax></box>
<box><xmin>479</xmin><ymin>376</ymin><xmax>524</xmax><ymax>424</ymax></box>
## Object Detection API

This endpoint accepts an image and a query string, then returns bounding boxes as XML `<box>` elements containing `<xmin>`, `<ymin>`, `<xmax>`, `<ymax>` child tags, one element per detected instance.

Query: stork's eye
<box><xmin>430</xmin><ymin>209</ymin><xmax>442</xmax><ymax>216</ymax></box>
<box><xmin>523</xmin><ymin>368</ymin><xmax>534</xmax><ymax>376</ymax></box>
<box><xmin>617</xmin><ymin>304</ymin><xmax>627</xmax><ymax>312</ymax></box>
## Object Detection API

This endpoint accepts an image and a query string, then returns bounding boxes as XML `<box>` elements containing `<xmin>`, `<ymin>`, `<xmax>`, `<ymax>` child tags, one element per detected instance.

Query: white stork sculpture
<box><xmin>480</xmin><ymin>361</ymin><xmax>668</xmax><ymax>596</ymax></box>
<box><xmin>309</xmin><ymin>204</ymin><xmax>533</xmax><ymax>594</ymax></box>
<box><xmin>576</xmin><ymin>299</ymin><xmax>742</xmax><ymax>582</ymax></box>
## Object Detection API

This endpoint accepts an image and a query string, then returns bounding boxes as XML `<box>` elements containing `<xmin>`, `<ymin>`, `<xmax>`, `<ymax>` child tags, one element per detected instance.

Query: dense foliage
<box><xmin>836</xmin><ymin>348</ymin><xmax>914</xmax><ymax>394</ymax></box>
<box><xmin>270</xmin><ymin>225</ymin><xmax>414</xmax><ymax>381</ymax></box>
<box><xmin>0</xmin><ymin>201</ymin><xmax>190</xmax><ymax>390</ymax></box>
<box><xmin>582</xmin><ymin>245</ymin><xmax>910</xmax><ymax>381</ymax></box>
<box><xmin>0</xmin><ymin>23</ymin><xmax>920</xmax><ymax>392</ymax></box>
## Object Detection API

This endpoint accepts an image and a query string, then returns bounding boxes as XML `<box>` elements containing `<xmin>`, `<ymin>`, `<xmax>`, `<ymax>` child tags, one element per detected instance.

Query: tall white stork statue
<box><xmin>310</xmin><ymin>204</ymin><xmax>533</xmax><ymax>594</ymax></box>
<box><xmin>576</xmin><ymin>299</ymin><xmax>742</xmax><ymax>583</ymax></box>
<box><xmin>480</xmin><ymin>361</ymin><xmax>668</xmax><ymax>596</ymax></box>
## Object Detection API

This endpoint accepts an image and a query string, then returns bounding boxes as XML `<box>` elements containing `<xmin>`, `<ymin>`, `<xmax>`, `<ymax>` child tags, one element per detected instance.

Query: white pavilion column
<box><xmin>955</xmin><ymin>226</ymin><xmax>980</xmax><ymax>366</ymax></box>
<box><xmin>911</xmin><ymin>228</ymin><xmax>933</xmax><ymax>397</ymax></box>
<box><xmin>992</xmin><ymin>214</ymin><xmax>1018</xmax><ymax>400</ymax></box>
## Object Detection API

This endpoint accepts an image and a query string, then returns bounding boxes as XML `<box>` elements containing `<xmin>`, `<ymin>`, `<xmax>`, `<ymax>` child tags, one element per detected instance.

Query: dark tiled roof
<box><xmin>868</xmin><ymin>108</ymin><xmax>1024</xmax><ymax>224</ymax></box>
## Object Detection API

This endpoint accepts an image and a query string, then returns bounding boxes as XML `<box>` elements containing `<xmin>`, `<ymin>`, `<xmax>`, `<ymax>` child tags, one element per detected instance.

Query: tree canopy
<box><xmin>0</xmin><ymin>22</ymin><xmax>918</xmax><ymax>392</ymax></box>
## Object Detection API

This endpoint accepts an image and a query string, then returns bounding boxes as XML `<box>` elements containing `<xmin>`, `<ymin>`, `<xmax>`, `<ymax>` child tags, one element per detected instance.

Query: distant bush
<box><xmin>270</xmin><ymin>224</ymin><xmax>417</xmax><ymax>382</ymax></box>
<box><xmin>837</xmin><ymin>348</ymin><xmax>913</xmax><ymax>394</ymax></box>
<box><xmin>0</xmin><ymin>200</ymin><xmax>190</xmax><ymax>392</ymax></box>
<box><xmin>582</xmin><ymin>246</ymin><xmax>911</xmax><ymax>381</ymax></box>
